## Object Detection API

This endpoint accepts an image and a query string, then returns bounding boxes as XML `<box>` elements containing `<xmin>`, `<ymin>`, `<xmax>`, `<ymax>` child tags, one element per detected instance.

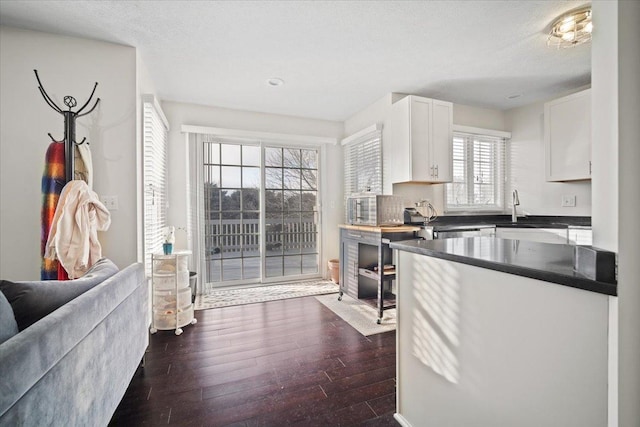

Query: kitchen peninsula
<box><xmin>389</xmin><ymin>237</ymin><xmax>616</xmax><ymax>427</ymax></box>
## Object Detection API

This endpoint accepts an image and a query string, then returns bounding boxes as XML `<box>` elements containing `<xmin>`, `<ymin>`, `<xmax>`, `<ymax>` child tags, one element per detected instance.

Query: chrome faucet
<box><xmin>512</xmin><ymin>190</ymin><xmax>520</xmax><ymax>222</ymax></box>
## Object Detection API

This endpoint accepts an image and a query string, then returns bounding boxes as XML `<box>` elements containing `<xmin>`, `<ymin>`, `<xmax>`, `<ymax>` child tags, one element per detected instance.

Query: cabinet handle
<box><xmin>430</xmin><ymin>165</ymin><xmax>434</xmax><ymax>177</ymax></box>
<box><xmin>435</xmin><ymin>165</ymin><xmax>439</xmax><ymax>178</ymax></box>
<box><xmin>589</xmin><ymin>161</ymin><xmax>592</xmax><ymax>175</ymax></box>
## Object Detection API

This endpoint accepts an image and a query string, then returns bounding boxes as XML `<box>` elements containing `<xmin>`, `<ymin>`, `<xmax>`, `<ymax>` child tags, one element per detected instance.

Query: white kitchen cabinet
<box><xmin>568</xmin><ymin>227</ymin><xmax>593</xmax><ymax>245</ymax></box>
<box><xmin>496</xmin><ymin>227</ymin><xmax>568</xmax><ymax>244</ymax></box>
<box><xmin>545</xmin><ymin>89</ymin><xmax>591</xmax><ymax>181</ymax></box>
<box><xmin>385</xmin><ymin>95</ymin><xmax>453</xmax><ymax>189</ymax></box>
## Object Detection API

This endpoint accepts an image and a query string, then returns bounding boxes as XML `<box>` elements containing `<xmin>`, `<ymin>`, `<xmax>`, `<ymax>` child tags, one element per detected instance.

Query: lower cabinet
<box><xmin>341</xmin><ymin>237</ymin><xmax>360</xmax><ymax>300</ymax></box>
<box><xmin>339</xmin><ymin>228</ymin><xmax>381</xmax><ymax>300</ymax></box>
<box><xmin>568</xmin><ymin>227</ymin><xmax>593</xmax><ymax>245</ymax></box>
<box><xmin>496</xmin><ymin>227</ymin><xmax>569</xmax><ymax>244</ymax></box>
<box><xmin>496</xmin><ymin>227</ymin><xmax>593</xmax><ymax>245</ymax></box>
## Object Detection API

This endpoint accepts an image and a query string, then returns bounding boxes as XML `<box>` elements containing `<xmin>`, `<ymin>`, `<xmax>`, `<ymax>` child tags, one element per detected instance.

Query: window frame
<box><xmin>142</xmin><ymin>95</ymin><xmax>170</xmax><ymax>277</ymax></box>
<box><xmin>445</xmin><ymin>129</ymin><xmax>509</xmax><ymax>213</ymax></box>
<box><xmin>342</xmin><ymin>124</ymin><xmax>383</xmax><ymax>198</ymax></box>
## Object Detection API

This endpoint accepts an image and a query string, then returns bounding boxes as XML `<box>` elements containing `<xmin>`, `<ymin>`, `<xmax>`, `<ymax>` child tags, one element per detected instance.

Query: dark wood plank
<box><xmin>110</xmin><ymin>295</ymin><xmax>399</xmax><ymax>426</ymax></box>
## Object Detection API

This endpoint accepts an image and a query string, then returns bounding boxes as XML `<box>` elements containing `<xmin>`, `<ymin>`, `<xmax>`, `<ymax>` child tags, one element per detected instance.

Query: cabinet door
<box><xmin>385</xmin><ymin>96</ymin><xmax>412</xmax><ymax>188</ymax></box>
<box><xmin>568</xmin><ymin>228</ymin><xmax>593</xmax><ymax>245</ymax></box>
<box><xmin>496</xmin><ymin>228</ymin><xmax>568</xmax><ymax>244</ymax></box>
<box><xmin>386</xmin><ymin>95</ymin><xmax>453</xmax><ymax>185</ymax></box>
<box><xmin>545</xmin><ymin>89</ymin><xmax>591</xmax><ymax>181</ymax></box>
<box><xmin>342</xmin><ymin>239</ymin><xmax>359</xmax><ymax>299</ymax></box>
<box><xmin>409</xmin><ymin>96</ymin><xmax>432</xmax><ymax>182</ymax></box>
<box><xmin>430</xmin><ymin>99</ymin><xmax>453</xmax><ymax>182</ymax></box>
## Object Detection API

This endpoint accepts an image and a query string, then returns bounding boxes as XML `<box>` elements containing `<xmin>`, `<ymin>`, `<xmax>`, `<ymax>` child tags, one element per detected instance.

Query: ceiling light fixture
<box><xmin>267</xmin><ymin>77</ymin><xmax>284</xmax><ymax>87</ymax></box>
<box><xmin>547</xmin><ymin>6</ymin><xmax>592</xmax><ymax>49</ymax></box>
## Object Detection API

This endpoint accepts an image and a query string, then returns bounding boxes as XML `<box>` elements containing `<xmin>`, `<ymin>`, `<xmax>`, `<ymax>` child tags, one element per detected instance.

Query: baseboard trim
<box><xmin>394</xmin><ymin>413</ymin><xmax>412</xmax><ymax>427</ymax></box>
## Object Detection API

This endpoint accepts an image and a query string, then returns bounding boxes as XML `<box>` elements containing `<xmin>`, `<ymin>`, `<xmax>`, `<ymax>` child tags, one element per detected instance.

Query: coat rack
<box><xmin>34</xmin><ymin>69</ymin><xmax>100</xmax><ymax>183</ymax></box>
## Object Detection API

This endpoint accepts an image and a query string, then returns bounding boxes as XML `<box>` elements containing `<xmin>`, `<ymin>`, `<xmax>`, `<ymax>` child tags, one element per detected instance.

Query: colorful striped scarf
<box><xmin>41</xmin><ymin>142</ymin><xmax>66</xmax><ymax>280</ymax></box>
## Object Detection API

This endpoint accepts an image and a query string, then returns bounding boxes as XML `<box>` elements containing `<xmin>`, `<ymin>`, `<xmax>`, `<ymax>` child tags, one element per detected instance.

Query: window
<box><xmin>142</xmin><ymin>95</ymin><xmax>169</xmax><ymax>276</ymax></box>
<box><xmin>343</xmin><ymin>125</ymin><xmax>382</xmax><ymax>197</ymax></box>
<box><xmin>445</xmin><ymin>131</ymin><xmax>507</xmax><ymax>212</ymax></box>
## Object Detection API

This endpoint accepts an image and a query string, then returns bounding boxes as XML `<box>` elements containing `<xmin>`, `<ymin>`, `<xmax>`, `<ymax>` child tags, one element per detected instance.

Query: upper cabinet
<box><xmin>384</xmin><ymin>95</ymin><xmax>453</xmax><ymax>192</ymax></box>
<box><xmin>544</xmin><ymin>89</ymin><xmax>591</xmax><ymax>181</ymax></box>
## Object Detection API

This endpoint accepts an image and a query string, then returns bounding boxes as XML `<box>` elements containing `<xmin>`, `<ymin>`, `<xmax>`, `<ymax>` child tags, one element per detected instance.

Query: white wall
<box><xmin>453</xmin><ymin>103</ymin><xmax>507</xmax><ymax>131</ymax></box>
<box><xmin>505</xmin><ymin>97</ymin><xmax>592</xmax><ymax>217</ymax></box>
<box><xmin>592</xmin><ymin>1</ymin><xmax>640</xmax><ymax>426</ymax></box>
<box><xmin>0</xmin><ymin>26</ymin><xmax>137</xmax><ymax>279</ymax></box>
<box><xmin>161</xmin><ymin>101</ymin><xmax>344</xmax><ymax>276</ymax></box>
<box><xmin>617</xmin><ymin>2</ymin><xmax>640</xmax><ymax>424</ymax></box>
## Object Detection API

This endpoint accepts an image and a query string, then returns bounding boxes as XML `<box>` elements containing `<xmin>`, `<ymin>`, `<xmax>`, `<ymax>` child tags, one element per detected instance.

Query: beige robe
<box><xmin>44</xmin><ymin>180</ymin><xmax>111</xmax><ymax>278</ymax></box>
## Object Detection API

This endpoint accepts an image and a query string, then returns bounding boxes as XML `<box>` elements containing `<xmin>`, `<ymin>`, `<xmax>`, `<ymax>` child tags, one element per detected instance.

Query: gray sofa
<box><xmin>0</xmin><ymin>260</ymin><xmax>148</xmax><ymax>426</ymax></box>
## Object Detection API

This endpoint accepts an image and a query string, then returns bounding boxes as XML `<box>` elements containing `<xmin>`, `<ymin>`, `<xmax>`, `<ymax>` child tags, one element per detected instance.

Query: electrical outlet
<box><xmin>100</xmin><ymin>195</ymin><xmax>119</xmax><ymax>211</ymax></box>
<box><xmin>561</xmin><ymin>195</ymin><xmax>576</xmax><ymax>207</ymax></box>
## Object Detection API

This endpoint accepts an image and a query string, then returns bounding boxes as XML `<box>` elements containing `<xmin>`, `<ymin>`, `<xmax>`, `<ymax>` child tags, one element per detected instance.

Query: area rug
<box><xmin>194</xmin><ymin>279</ymin><xmax>339</xmax><ymax>310</ymax></box>
<box><xmin>314</xmin><ymin>293</ymin><xmax>396</xmax><ymax>336</ymax></box>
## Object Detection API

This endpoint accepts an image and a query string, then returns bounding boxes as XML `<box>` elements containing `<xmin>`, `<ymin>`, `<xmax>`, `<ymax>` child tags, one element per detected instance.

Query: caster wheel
<box><xmin>175</xmin><ymin>328</ymin><xmax>183</xmax><ymax>336</ymax></box>
<box><xmin>338</xmin><ymin>295</ymin><xmax>342</xmax><ymax>301</ymax></box>
<box><xmin>149</xmin><ymin>327</ymin><xmax>157</xmax><ymax>334</ymax></box>
<box><xmin>376</xmin><ymin>318</ymin><xmax>382</xmax><ymax>325</ymax></box>
<box><xmin>191</xmin><ymin>318</ymin><xmax>198</xmax><ymax>325</ymax></box>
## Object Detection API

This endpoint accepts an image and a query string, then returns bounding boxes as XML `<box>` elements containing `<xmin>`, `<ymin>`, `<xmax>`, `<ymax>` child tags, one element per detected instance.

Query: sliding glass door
<box><xmin>264</xmin><ymin>147</ymin><xmax>318</xmax><ymax>278</ymax></box>
<box><xmin>201</xmin><ymin>138</ymin><xmax>319</xmax><ymax>287</ymax></box>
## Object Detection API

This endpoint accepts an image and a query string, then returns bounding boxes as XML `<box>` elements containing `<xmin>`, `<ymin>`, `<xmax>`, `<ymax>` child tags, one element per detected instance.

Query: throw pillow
<box><xmin>0</xmin><ymin>258</ymin><xmax>119</xmax><ymax>331</ymax></box>
<box><xmin>0</xmin><ymin>290</ymin><xmax>19</xmax><ymax>344</ymax></box>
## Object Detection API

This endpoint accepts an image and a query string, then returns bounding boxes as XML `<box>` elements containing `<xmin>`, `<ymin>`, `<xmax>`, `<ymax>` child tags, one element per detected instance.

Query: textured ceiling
<box><xmin>0</xmin><ymin>0</ymin><xmax>591</xmax><ymax>122</ymax></box>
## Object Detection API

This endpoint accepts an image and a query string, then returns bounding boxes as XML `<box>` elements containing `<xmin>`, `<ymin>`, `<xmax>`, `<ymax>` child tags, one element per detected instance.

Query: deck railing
<box><xmin>204</xmin><ymin>218</ymin><xmax>317</xmax><ymax>255</ymax></box>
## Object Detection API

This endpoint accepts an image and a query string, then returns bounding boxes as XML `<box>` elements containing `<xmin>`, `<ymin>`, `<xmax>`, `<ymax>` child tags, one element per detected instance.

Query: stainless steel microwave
<box><xmin>346</xmin><ymin>194</ymin><xmax>404</xmax><ymax>226</ymax></box>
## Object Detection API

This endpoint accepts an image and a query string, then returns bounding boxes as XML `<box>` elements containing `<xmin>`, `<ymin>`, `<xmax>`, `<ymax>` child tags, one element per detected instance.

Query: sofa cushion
<box><xmin>0</xmin><ymin>291</ymin><xmax>19</xmax><ymax>344</ymax></box>
<box><xmin>0</xmin><ymin>258</ymin><xmax>119</xmax><ymax>331</ymax></box>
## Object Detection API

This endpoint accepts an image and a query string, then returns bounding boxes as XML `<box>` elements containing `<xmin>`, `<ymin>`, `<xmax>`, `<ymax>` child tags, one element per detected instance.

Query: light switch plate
<box><xmin>100</xmin><ymin>195</ymin><xmax>119</xmax><ymax>211</ymax></box>
<box><xmin>561</xmin><ymin>195</ymin><xmax>576</xmax><ymax>207</ymax></box>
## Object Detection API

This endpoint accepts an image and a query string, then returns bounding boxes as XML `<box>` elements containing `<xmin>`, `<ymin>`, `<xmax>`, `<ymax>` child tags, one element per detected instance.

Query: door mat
<box><xmin>194</xmin><ymin>279</ymin><xmax>339</xmax><ymax>310</ymax></box>
<box><xmin>314</xmin><ymin>293</ymin><xmax>396</xmax><ymax>336</ymax></box>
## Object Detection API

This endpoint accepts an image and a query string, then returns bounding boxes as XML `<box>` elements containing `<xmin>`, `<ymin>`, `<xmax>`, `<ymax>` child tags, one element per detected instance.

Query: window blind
<box><xmin>143</xmin><ymin>98</ymin><xmax>169</xmax><ymax>277</ymax></box>
<box><xmin>446</xmin><ymin>132</ymin><xmax>507</xmax><ymax>211</ymax></box>
<box><xmin>343</xmin><ymin>129</ymin><xmax>382</xmax><ymax>198</ymax></box>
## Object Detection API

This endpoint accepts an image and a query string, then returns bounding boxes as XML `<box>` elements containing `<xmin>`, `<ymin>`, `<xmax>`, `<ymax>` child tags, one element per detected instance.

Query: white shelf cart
<box><xmin>149</xmin><ymin>251</ymin><xmax>197</xmax><ymax>336</ymax></box>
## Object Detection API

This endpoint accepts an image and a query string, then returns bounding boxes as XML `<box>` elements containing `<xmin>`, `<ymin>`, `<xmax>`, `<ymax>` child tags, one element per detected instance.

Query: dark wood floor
<box><xmin>110</xmin><ymin>295</ymin><xmax>399</xmax><ymax>426</ymax></box>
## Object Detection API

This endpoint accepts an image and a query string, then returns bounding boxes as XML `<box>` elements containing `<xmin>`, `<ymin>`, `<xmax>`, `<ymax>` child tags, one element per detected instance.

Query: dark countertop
<box><xmin>423</xmin><ymin>215</ymin><xmax>591</xmax><ymax>230</ymax></box>
<box><xmin>389</xmin><ymin>237</ymin><xmax>616</xmax><ymax>296</ymax></box>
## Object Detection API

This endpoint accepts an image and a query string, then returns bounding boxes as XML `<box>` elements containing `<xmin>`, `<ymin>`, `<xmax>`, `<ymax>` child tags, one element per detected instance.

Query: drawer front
<box><xmin>343</xmin><ymin>229</ymin><xmax>379</xmax><ymax>245</ymax></box>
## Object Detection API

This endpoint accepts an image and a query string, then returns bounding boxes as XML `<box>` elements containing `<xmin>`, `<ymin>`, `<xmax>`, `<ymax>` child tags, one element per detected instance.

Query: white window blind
<box><xmin>445</xmin><ymin>132</ymin><xmax>507</xmax><ymax>211</ymax></box>
<box><xmin>143</xmin><ymin>97</ymin><xmax>169</xmax><ymax>276</ymax></box>
<box><xmin>343</xmin><ymin>128</ymin><xmax>382</xmax><ymax>198</ymax></box>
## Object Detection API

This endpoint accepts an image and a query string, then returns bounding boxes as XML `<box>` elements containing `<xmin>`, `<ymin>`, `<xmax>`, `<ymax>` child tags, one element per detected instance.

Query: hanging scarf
<box><xmin>41</xmin><ymin>142</ymin><xmax>66</xmax><ymax>280</ymax></box>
